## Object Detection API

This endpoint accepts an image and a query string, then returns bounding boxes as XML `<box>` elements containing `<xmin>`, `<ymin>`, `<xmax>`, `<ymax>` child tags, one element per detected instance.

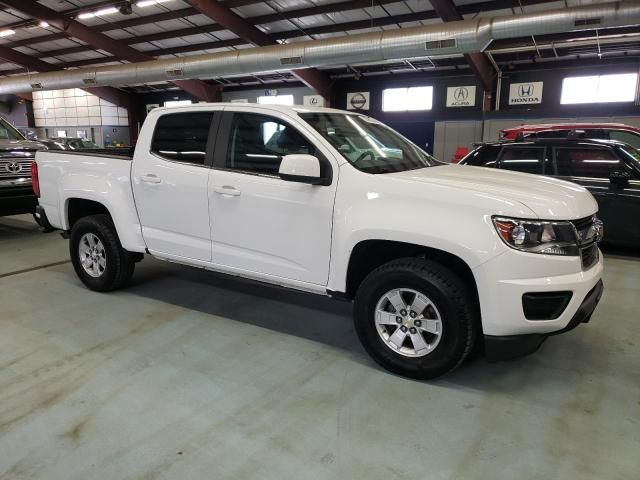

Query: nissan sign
<box><xmin>346</xmin><ymin>92</ymin><xmax>370</xmax><ymax>110</ymax></box>
<box><xmin>508</xmin><ymin>82</ymin><xmax>543</xmax><ymax>105</ymax></box>
<box><xmin>446</xmin><ymin>86</ymin><xmax>476</xmax><ymax>107</ymax></box>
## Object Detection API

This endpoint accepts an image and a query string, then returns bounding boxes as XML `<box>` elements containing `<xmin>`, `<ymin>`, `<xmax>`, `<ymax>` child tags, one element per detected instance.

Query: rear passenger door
<box><xmin>132</xmin><ymin>110</ymin><xmax>219</xmax><ymax>262</ymax></box>
<box><xmin>552</xmin><ymin>146</ymin><xmax>631</xmax><ymax>243</ymax></box>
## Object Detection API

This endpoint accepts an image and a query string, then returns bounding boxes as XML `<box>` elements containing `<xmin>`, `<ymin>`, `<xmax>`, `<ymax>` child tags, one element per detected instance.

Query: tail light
<box><xmin>31</xmin><ymin>161</ymin><xmax>40</xmax><ymax>198</ymax></box>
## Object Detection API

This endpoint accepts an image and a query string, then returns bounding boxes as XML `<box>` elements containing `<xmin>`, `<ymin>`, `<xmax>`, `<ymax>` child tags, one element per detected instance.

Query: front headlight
<box><xmin>493</xmin><ymin>217</ymin><xmax>579</xmax><ymax>256</ymax></box>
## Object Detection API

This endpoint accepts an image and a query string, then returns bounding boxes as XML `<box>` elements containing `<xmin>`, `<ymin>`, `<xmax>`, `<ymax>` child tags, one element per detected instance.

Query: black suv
<box><xmin>460</xmin><ymin>138</ymin><xmax>640</xmax><ymax>247</ymax></box>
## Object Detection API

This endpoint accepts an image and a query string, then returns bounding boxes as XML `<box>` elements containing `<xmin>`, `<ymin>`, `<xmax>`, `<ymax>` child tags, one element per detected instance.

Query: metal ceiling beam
<box><xmin>0</xmin><ymin>43</ymin><xmax>141</xmax><ymax>141</ymax></box>
<box><xmin>0</xmin><ymin>45</ymin><xmax>132</xmax><ymax>107</ymax></box>
<box><xmin>2</xmin><ymin>0</ymin><xmax>559</xmax><ymax>62</ymax></box>
<box><xmin>188</xmin><ymin>0</ymin><xmax>333</xmax><ymax>100</ymax></box>
<box><xmin>4</xmin><ymin>11</ymin><xmax>631</xmax><ymax>78</ymax></box>
<box><xmin>0</xmin><ymin>0</ymin><xmax>220</xmax><ymax>102</ymax></box>
<box><xmin>429</xmin><ymin>0</ymin><xmax>496</xmax><ymax>91</ymax></box>
<box><xmin>0</xmin><ymin>0</ymin><xmax>266</xmax><ymax>31</ymax></box>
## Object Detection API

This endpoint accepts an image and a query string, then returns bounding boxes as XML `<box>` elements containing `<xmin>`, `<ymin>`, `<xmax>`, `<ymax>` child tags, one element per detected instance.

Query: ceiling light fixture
<box><xmin>77</xmin><ymin>12</ymin><xmax>95</xmax><ymax>19</ymax></box>
<box><xmin>137</xmin><ymin>0</ymin><xmax>172</xmax><ymax>7</ymax></box>
<box><xmin>39</xmin><ymin>21</ymin><xmax>50</xmax><ymax>28</ymax></box>
<box><xmin>95</xmin><ymin>7</ymin><xmax>119</xmax><ymax>16</ymax></box>
<box><xmin>0</xmin><ymin>29</ymin><xmax>16</xmax><ymax>37</ymax></box>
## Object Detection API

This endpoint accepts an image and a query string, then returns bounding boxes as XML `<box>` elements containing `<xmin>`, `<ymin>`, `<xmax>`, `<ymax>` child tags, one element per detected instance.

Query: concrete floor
<box><xmin>0</xmin><ymin>214</ymin><xmax>639</xmax><ymax>480</ymax></box>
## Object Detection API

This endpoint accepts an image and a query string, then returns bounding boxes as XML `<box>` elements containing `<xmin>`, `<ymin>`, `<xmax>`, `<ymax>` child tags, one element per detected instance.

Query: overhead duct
<box><xmin>0</xmin><ymin>1</ymin><xmax>638</xmax><ymax>94</ymax></box>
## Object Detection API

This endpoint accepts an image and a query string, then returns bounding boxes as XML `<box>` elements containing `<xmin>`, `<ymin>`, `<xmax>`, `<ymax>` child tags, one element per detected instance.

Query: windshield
<box><xmin>299</xmin><ymin>112</ymin><xmax>439</xmax><ymax>174</ymax></box>
<box><xmin>0</xmin><ymin>118</ymin><xmax>25</xmax><ymax>140</ymax></box>
<box><xmin>620</xmin><ymin>146</ymin><xmax>640</xmax><ymax>170</ymax></box>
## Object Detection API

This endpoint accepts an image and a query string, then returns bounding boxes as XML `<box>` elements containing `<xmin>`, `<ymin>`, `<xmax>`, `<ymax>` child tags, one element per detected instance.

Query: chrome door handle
<box><xmin>141</xmin><ymin>174</ymin><xmax>161</xmax><ymax>184</ymax></box>
<box><xmin>213</xmin><ymin>185</ymin><xmax>241</xmax><ymax>197</ymax></box>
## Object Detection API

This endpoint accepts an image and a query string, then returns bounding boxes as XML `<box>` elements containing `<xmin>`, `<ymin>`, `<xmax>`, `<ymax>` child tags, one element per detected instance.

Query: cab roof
<box><xmin>154</xmin><ymin>102</ymin><xmax>357</xmax><ymax>116</ymax></box>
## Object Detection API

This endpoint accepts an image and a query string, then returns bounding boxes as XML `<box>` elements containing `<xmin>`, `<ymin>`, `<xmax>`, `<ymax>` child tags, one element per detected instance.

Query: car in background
<box><xmin>501</xmin><ymin>123</ymin><xmax>640</xmax><ymax>149</ymax></box>
<box><xmin>0</xmin><ymin>117</ymin><xmax>45</xmax><ymax>217</ymax></box>
<box><xmin>18</xmin><ymin>128</ymin><xmax>38</xmax><ymax>140</ymax></box>
<box><xmin>460</xmin><ymin>138</ymin><xmax>640</xmax><ymax>247</ymax></box>
<box><xmin>39</xmin><ymin>137</ymin><xmax>101</xmax><ymax>150</ymax></box>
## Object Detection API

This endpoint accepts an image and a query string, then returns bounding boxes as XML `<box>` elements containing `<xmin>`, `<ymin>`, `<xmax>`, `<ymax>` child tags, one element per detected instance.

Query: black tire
<box><xmin>69</xmin><ymin>214</ymin><xmax>135</xmax><ymax>292</ymax></box>
<box><xmin>354</xmin><ymin>258</ymin><xmax>478</xmax><ymax>380</ymax></box>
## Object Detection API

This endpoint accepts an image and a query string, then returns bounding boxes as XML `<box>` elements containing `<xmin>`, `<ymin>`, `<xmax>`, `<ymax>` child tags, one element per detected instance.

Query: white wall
<box><xmin>433</xmin><ymin>121</ymin><xmax>483</xmax><ymax>163</ymax></box>
<box><xmin>32</xmin><ymin>89</ymin><xmax>129</xmax><ymax>129</ymax></box>
<box><xmin>221</xmin><ymin>86</ymin><xmax>316</xmax><ymax>105</ymax></box>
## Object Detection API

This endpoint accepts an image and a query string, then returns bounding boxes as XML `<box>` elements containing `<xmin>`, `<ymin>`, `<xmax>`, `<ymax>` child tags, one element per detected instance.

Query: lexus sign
<box><xmin>446</xmin><ymin>86</ymin><xmax>476</xmax><ymax>107</ymax></box>
<box><xmin>508</xmin><ymin>82</ymin><xmax>543</xmax><ymax>105</ymax></box>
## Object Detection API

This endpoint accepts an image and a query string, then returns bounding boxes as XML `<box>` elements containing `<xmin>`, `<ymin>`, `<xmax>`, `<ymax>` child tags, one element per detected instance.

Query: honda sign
<box><xmin>508</xmin><ymin>82</ymin><xmax>543</xmax><ymax>105</ymax></box>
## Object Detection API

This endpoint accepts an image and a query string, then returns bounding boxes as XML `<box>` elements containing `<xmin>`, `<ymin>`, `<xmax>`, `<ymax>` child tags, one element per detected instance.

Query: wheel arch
<box><xmin>63</xmin><ymin>196</ymin><xmax>146</xmax><ymax>253</ymax></box>
<box><xmin>343</xmin><ymin>240</ymin><xmax>480</xmax><ymax>313</ymax></box>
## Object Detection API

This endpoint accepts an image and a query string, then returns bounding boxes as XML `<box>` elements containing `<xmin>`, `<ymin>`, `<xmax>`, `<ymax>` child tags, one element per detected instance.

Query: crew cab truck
<box><xmin>34</xmin><ymin>104</ymin><xmax>604</xmax><ymax>379</ymax></box>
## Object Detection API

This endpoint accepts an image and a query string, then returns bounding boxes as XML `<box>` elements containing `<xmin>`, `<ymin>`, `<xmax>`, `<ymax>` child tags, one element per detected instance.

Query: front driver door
<box><xmin>132</xmin><ymin>110</ymin><xmax>219</xmax><ymax>261</ymax></box>
<box><xmin>208</xmin><ymin>110</ymin><xmax>338</xmax><ymax>286</ymax></box>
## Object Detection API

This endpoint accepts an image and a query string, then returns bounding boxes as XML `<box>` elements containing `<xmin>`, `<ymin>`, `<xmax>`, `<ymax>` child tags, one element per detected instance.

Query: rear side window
<box><xmin>151</xmin><ymin>112</ymin><xmax>214</xmax><ymax>165</ymax></box>
<box><xmin>499</xmin><ymin>147</ymin><xmax>546</xmax><ymax>174</ymax></box>
<box><xmin>464</xmin><ymin>145</ymin><xmax>501</xmax><ymax>167</ymax></box>
<box><xmin>554</xmin><ymin>148</ymin><xmax>620</xmax><ymax>178</ymax></box>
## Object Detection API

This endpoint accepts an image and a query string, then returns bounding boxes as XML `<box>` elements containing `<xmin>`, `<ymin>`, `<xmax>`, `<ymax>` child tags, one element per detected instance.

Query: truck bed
<box><xmin>42</xmin><ymin>148</ymin><xmax>133</xmax><ymax>160</ymax></box>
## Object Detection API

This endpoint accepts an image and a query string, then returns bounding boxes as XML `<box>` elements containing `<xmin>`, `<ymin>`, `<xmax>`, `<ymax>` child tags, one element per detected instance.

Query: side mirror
<box><xmin>610</xmin><ymin>170</ymin><xmax>630</xmax><ymax>187</ymax></box>
<box><xmin>279</xmin><ymin>154</ymin><xmax>324</xmax><ymax>185</ymax></box>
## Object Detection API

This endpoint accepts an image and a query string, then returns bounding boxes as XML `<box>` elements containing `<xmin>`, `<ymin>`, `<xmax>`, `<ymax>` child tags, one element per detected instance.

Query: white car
<box><xmin>33</xmin><ymin>104</ymin><xmax>604</xmax><ymax>379</ymax></box>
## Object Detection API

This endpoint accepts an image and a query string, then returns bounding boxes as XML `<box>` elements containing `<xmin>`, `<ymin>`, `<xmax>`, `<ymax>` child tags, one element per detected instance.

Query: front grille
<box><xmin>581</xmin><ymin>243</ymin><xmax>599</xmax><ymax>270</ymax></box>
<box><xmin>0</xmin><ymin>159</ymin><xmax>32</xmax><ymax>179</ymax></box>
<box><xmin>571</xmin><ymin>216</ymin><xmax>600</xmax><ymax>270</ymax></box>
<box><xmin>571</xmin><ymin>215</ymin><xmax>599</xmax><ymax>245</ymax></box>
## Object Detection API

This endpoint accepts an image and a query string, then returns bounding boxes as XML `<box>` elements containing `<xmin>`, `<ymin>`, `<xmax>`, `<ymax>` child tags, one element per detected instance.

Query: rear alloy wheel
<box><xmin>354</xmin><ymin>258</ymin><xmax>478</xmax><ymax>379</ymax></box>
<box><xmin>78</xmin><ymin>233</ymin><xmax>107</xmax><ymax>278</ymax></box>
<box><xmin>69</xmin><ymin>214</ymin><xmax>135</xmax><ymax>292</ymax></box>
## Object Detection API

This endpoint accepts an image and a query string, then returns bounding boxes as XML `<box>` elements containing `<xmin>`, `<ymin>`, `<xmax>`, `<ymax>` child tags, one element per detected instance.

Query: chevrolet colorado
<box><xmin>33</xmin><ymin>104</ymin><xmax>604</xmax><ymax>379</ymax></box>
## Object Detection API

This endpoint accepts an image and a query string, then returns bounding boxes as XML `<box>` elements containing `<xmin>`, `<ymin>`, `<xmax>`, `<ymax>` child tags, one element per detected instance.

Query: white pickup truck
<box><xmin>34</xmin><ymin>103</ymin><xmax>604</xmax><ymax>379</ymax></box>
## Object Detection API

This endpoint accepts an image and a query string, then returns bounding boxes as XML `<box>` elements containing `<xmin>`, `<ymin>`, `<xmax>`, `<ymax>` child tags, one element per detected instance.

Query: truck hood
<box><xmin>389</xmin><ymin>164</ymin><xmax>598</xmax><ymax>220</ymax></box>
<box><xmin>0</xmin><ymin>139</ymin><xmax>45</xmax><ymax>151</ymax></box>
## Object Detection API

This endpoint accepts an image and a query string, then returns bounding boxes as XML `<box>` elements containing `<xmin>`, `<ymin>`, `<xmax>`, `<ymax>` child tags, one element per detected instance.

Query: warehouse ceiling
<box><xmin>0</xmin><ymin>0</ymin><xmax>638</xmax><ymax>93</ymax></box>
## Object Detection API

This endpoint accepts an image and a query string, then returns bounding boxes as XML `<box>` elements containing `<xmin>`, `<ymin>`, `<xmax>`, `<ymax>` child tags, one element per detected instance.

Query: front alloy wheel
<box><xmin>375</xmin><ymin>288</ymin><xmax>443</xmax><ymax>357</ymax></box>
<box><xmin>354</xmin><ymin>258</ymin><xmax>478</xmax><ymax>379</ymax></box>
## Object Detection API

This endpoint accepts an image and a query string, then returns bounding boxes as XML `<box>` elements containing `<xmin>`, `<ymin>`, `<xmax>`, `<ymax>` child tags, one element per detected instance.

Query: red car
<box><xmin>500</xmin><ymin>123</ymin><xmax>640</xmax><ymax>150</ymax></box>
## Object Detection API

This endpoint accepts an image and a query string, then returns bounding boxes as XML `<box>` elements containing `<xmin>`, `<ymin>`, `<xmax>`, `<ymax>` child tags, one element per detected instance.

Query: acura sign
<box><xmin>508</xmin><ymin>82</ymin><xmax>543</xmax><ymax>105</ymax></box>
<box><xmin>446</xmin><ymin>86</ymin><xmax>476</xmax><ymax>107</ymax></box>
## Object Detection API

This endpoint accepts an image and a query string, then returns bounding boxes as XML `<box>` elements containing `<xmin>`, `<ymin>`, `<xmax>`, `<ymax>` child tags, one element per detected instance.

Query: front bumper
<box><xmin>473</xmin><ymin>246</ymin><xmax>604</xmax><ymax>361</ymax></box>
<box><xmin>484</xmin><ymin>279</ymin><xmax>603</xmax><ymax>361</ymax></box>
<box><xmin>0</xmin><ymin>187</ymin><xmax>37</xmax><ymax>216</ymax></box>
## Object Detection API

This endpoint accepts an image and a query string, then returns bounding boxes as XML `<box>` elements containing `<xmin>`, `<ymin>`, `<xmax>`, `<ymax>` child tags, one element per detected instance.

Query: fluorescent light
<box><xmin>39</xmin><ymin>21</ymin><xmax>49</xmax><ymax>28</ymax></box>
<box><xmin>0</xmin><ymin>29</ymin><xmax>15</xmax><ymax>37</ymax></box>
<box><xmin>95</xmin><ymin>7</ymin><xmax>119</xmax><ymax>16</ymax></box>
<box><xmin>78</xmin><ymin>12</ymin><xmax>95</xmax><ymax>19</ymax></box>
<box><xmin>137</xmin><ymin>0</ymin><xmax>172</xmax><ymax>7</ymax></box>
